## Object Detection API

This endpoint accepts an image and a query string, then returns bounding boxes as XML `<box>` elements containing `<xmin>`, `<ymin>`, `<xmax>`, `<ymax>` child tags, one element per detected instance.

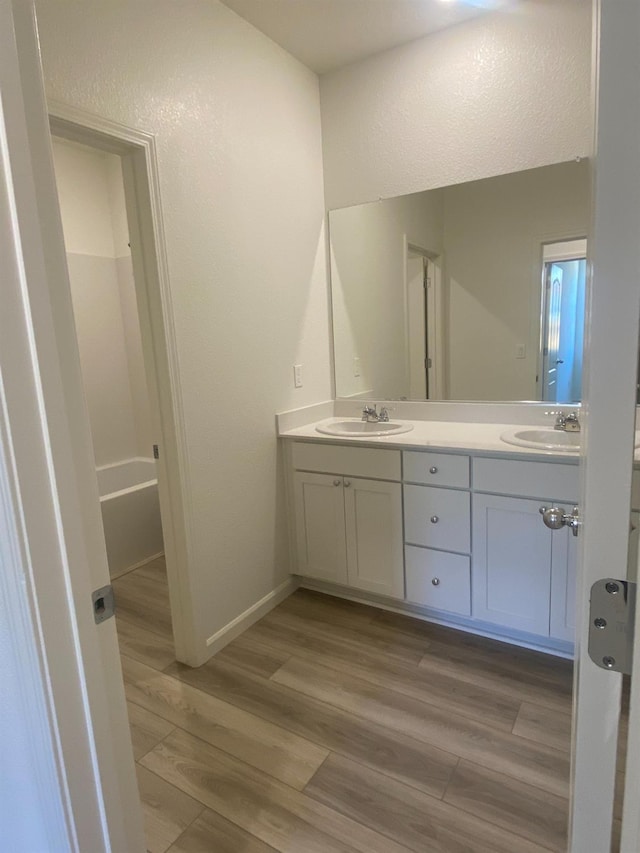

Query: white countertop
<box><xmin>278</xmin><ymin>417</ymin><xmax>581</xmax><ymax>462</ymax></box>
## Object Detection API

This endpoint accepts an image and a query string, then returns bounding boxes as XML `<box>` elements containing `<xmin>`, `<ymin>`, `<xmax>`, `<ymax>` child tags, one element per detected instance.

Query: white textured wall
<box><xmin>320</xmin><ymin>0</ymin><xmax>593</xmax><ymax>210</ymax></box>
<box><xmin>37</xmin><ymin>0</ymin><xmax>330</xmax><ymax>653</ymax></box>
<box><xmin>330</xmin><ymin>190</ymin><xmax>443</xmax><ymax>398</ymax></box>
<box><xmin>443</xmin><ymin>161</ymin><xmax>590</xmax><ymax>400</ymax></box>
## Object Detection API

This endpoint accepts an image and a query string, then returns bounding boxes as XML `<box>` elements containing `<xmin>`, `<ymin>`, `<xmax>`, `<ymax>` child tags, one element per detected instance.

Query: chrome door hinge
<box><xmin>589</xmin><ymin>579</ymin><xmax>636</xmax><ymax>674</ymax></box>
<box><xmin>92</xmin><ymin>584</ymin><xmax>115</xmax><ymax>624</ymax></box>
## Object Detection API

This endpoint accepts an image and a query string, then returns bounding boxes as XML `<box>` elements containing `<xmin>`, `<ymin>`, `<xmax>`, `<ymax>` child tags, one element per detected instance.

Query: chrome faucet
<box><xmin>550</xmin><ymin>411</ymin><xmax>581</xmax><ymax>432</ymax></box>
<box><xmin>362</xmin><ymin>405</ymin><xmax>378</xmax><ymax>423</ymax></box>
<box><xmin>378</xmin><ymin>407</ymin><xmax>390</xmax><ymax>422</ymax></box>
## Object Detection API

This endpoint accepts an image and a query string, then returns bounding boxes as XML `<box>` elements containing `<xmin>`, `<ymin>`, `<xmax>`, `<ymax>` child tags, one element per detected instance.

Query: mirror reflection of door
<box><xmin>540</xmin><ymin>239</ymin><xmax>587</xmax><ymax>403</ymax></box>
<box><xmin>406</xmin><ymin>247</ymin><xmax>437</xmax><ymax>399</ymax></box>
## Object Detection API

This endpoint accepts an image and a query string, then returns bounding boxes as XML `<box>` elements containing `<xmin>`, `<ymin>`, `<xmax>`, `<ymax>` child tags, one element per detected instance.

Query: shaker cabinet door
<box><xmin>472</xmin><ymin>494</ymin><xmax>553</xmax><ymax>636</ymax></box>
<box><xmin>344</xmin><ymin>477</ymin><xmax>404</xmax><ymax>599</ymax></box>
<box><xmin>293</xmin><ymin>472</ymin><xmax>348</xmax><ymax>584</ymax></box>
<box><xmin>549</xmin><ymin>519</ymin><xmax>578</xmax><ymax>642</ymax></box>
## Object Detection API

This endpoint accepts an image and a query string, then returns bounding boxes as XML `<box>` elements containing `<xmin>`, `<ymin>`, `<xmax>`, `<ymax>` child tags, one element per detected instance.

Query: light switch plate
<box><xmin>353</xmin><ymin>357</ymin><xmax>361</xmax><ymax>377</ymax></box>
<box><xmin>516</xmin><ymin>344</ymin><xmax>526</xmax><ymax>359</ymax></box>
<box><xmin>293</xmin><ymin>364</ymin><xmax>303</xmax><ymax>388</ymax></box>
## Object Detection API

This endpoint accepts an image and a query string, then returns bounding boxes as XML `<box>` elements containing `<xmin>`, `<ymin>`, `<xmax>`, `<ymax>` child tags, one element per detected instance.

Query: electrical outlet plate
<box><xmin>293</xmin><ymin>364</ymin><xmax>303</xmax><ymax>388</ymax></box>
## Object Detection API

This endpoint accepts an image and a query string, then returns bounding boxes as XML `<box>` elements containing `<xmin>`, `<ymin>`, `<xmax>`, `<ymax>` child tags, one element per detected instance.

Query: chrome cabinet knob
<box><xmin>539</xmin><ymin>505</ymin><xmax>581</xmax><ymax>536</ymax></box>
<box><xmin>539</xmin><ymin>505</ymin><xmax>564</xmax><ymax>529</ymax></box>
<box><xmin>429</xmin><ymin>466</ymin><xmax>438</xmax><ymax>474</ymax></box>
<box><xmin>430</xmin><ymin>515</ymin><xmax>439</xmax><ymax>524</ymax></box>
<box><xmin>333</xmin><ymin>479</ymin><xmax>341</xmax><ymax>487</ymax></box>
<box><xmin>432</xmin><ymin>577</ymin><xmax>440</xmax><ymax>586</ymax></box>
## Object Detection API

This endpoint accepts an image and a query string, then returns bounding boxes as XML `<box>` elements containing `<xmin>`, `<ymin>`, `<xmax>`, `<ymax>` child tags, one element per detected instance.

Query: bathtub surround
<box><xmin>37</xmin><ymin>0</ymin><xmax>592</xmax><ymax>663</ymax></box>
<box><xmin>97</xmin><ymin>460</ymin><xmax>164</xmax><ymax>580</ymax></box>
<box><xmin>52</xmin><ymin>139</ymin><xmax>153</xmax><ymax>466</ymax></box>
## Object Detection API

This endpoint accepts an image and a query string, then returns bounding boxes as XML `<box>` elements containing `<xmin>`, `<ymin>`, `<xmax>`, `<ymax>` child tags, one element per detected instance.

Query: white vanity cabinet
<box><xmin>291</xmin><ymin>443</ymin><xmax>404</xmax><ymax>599</ymax></box>
<box><xmin>284</xmin><ymin>434</ymin><xmax>640</xmax><ymax>656</ymax></box>
<box><xmin>472</xmin><ymin>493</ymin><xmax>574</xmax><ymax>637</ymax></box>
<box><xmin>472</xmin><ymin>458</ymin><xmax>580</xmax><ymax>640</ymax></box>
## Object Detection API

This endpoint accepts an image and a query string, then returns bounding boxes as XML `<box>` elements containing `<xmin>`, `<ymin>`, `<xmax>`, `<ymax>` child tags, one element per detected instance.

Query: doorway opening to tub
<box><xmin>50</xmin><ymin>128</ymin><xmax>181</xmax><ymax>667</ymax></box>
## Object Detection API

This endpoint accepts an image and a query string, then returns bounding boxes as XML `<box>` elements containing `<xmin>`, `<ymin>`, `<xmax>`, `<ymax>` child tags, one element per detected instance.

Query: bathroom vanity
<box><xmin>280</xmin><ymin>417</ymin><xmax>640</xmax><ymax>657</ymax></box>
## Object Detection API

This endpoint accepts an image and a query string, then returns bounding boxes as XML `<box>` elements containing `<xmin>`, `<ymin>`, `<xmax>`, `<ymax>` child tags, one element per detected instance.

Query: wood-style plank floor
<box><xmin>115</xmin><ymin>559</ymin><xmax>623</xmax><ymax>852</ymax></box>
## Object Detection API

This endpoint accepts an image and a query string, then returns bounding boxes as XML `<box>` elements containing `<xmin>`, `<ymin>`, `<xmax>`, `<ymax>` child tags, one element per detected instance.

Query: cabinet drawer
<box><xmin>405</xmin><ymin>546</ymin><xmax>471</xmax><ymax>616</ymax></box>
<box><xmin>404</xmin><ymin>451</ymin><xmax>470</xmax><ymax>488</ymax></box>
<box><xmin>473</xmin><ymin>457</ymin><xmax>578</xmax><ymax>502</ymax></box>
<box><xmin>404</xmin><ymin>485</ymin><xmax>471</xmax><ymax>553</ymax></box>
<box><xmin>292</xmin><ymin>441</ymin><xmax>400</xmax><ymax>481</ymax></box>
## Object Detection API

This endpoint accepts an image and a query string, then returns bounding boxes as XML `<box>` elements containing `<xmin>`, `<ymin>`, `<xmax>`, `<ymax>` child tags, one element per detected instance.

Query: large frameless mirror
<box><xmin>329</xmin><ymin>160</ymin><xmax>590</xmax><ymax>403</ymax></box>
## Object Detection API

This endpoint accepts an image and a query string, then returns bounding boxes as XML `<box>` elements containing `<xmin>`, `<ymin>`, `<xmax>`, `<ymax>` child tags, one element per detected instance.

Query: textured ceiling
<box><xmin>220</xmin><ymin>0</ymin><xmax>509</xmax><ymax>74</ymax></box>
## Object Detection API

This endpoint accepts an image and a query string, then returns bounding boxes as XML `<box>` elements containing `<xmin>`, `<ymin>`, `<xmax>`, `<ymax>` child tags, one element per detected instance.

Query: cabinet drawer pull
<box><xmin>430</xmin><ymin>515</ymin><xmax>439</xmax><ymax>524</ymax></box>
<box><xmin>333</xmin><ymin>479</ymin><xmax>341</xmax><ymax>487</ymax></box>
<box><xmin>344</xmin><ymin>480</ymin><xmax>352</xmax><ymax>488</ymax></box>
<box><xmin>429</xmin><ymin>466</ymin><xmax>438</xmax><ymax>474</ymax></box>
<box><xmin>432</xmin><ymin>577</ymin><xmax>440</xmax><ymax>586</ymax></box>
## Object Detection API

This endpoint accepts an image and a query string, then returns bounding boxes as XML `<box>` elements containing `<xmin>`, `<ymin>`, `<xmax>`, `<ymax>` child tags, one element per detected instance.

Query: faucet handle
<box><xmin>361</xmin><ymin>404</ymin><xmax>377</xmax><ymax>421</ymax></box>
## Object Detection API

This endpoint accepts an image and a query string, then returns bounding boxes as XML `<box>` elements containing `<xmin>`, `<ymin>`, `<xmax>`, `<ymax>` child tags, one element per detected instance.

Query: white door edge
<box><xmin>2</xmin><ymin>1</ymin><xmax>146</xmax><ymax>848</ymax></box>
<box><xmin>570</xmin><ymin>1</ymin><xmax>640</xmax><ymax>850</ymax></box>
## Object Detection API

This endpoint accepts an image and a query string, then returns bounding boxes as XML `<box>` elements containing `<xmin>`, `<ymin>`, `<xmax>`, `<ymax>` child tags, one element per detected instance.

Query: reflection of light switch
<box><xmin>353</xmin><ymin>357</ymin><xmax>361</xmax><ymax>377</ymax></box>
<box><xmin>516</xmin><ymin>344</ymin><xmax>526</xmax><ymax>359</ymax></box>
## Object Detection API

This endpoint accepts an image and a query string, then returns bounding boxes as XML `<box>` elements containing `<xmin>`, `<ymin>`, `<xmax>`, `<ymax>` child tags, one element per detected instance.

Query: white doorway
<box><xmin>49</xmin><ymin>107</ymin><xmax>198</xmax><ymax>668</ymax></box>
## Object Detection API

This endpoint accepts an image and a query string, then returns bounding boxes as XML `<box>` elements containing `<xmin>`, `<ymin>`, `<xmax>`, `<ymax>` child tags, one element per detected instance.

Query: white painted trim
<box><xmin>1</xmin><ymin>3</ymin><xmax>144</xmax><ymax>847</ymax></box>
<box><xmin>402</xmin><ymin>239</ymin><xmax>443</xmax><ymax>402</ymax></box>
<box><xmin>0</xmin><ymin>268</ymin><xmax>72</xmax><ymax>851</ymax></box>
<box><xmin>542</xmin><ymin>238</ymin><xmax>588</xmax><ymax>263</ymax></box>
<box><xmin>47</xmin><ymin>103</ymin><xmax>201</xmax><ymax>665</ymax></box>
<box><xmin>206</xmin><ymin>578</ymin><xmax>299</xmax><ymax>654</ymax></box>
<box><xmin>621</xmin><ymin>540</ymin><xmax>640</xmax><ymax>851</ymax></box>
<box><xmin>570</xmin><ymin>2</ymin><xmax>640</xmax><ymax>850</ymax></box>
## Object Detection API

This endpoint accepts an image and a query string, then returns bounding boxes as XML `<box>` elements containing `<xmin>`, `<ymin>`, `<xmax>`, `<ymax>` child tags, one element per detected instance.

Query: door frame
<box><xmin>570</xmin><ymin>1</ymin><xmax>640</xmax><ymax>849</ymax></box>
<box><xmin>537</xmin><ymin>238</ymin><xmax>588</xmax><ymax>403</ymax></box>
<box><xmin>403</xmin><ymin>237</ymin><xmax>443</xmax><ymax>399</ymax></box>
<box><xmin>48</xmin><ymin>103</ymin><xmax>200</xmax><ymax>666</ymax></box>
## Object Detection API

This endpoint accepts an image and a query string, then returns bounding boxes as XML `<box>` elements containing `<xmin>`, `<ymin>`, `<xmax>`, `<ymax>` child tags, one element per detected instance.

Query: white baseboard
<box><xmin>204</xmin><ymin>577</ymin><xmax>299</xmax><ymax>656</ymax></box>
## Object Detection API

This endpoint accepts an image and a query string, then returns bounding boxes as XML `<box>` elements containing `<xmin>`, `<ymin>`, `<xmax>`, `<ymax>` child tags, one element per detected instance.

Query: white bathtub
<box><xmin>97</xmin><ymin>458</ymin><xmax>164</xmax><ymax>578</ymax></box>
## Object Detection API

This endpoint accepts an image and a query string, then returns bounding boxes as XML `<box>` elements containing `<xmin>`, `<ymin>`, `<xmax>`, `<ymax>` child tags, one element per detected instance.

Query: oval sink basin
<box><xmin>500</xmin><ymin>428</ymin><xmax>580</xmax><ymax>452</ymax></box>
<box><xmin>316</xmin><ymin>419</ymin><xmax>414</xmax><ymax>438</ymax></box>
